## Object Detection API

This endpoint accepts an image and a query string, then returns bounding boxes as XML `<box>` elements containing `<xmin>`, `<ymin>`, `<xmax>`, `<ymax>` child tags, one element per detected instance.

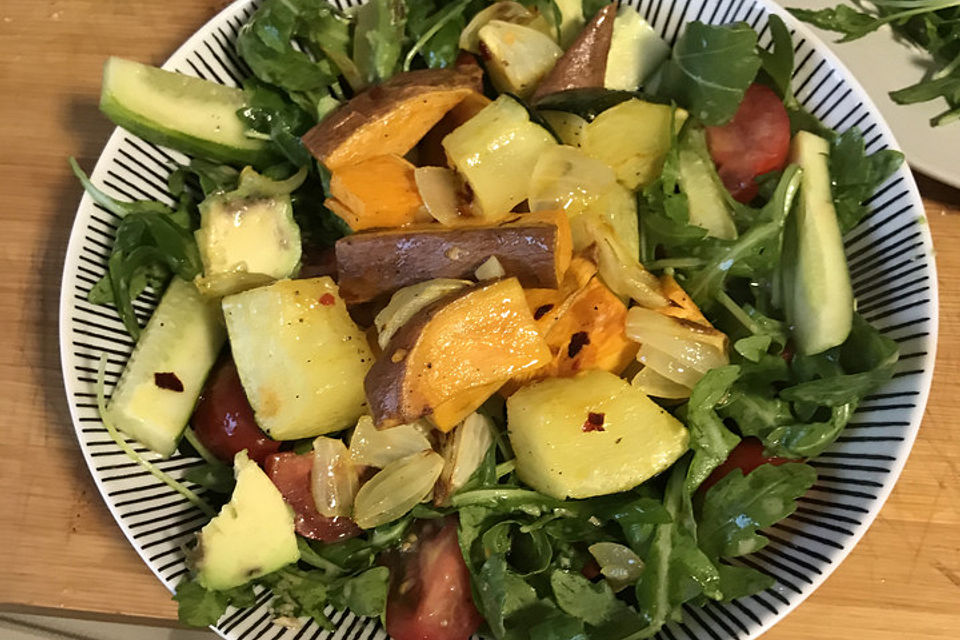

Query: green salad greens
<box><xmin>73</xmin><ymin>1</ymin><xmax>908</xmax><ymax>639</ymax></box>
<box><xmin>791</xmin><ymin>0</ymin><xmax>960</xmax><ymax>126</ymax></box>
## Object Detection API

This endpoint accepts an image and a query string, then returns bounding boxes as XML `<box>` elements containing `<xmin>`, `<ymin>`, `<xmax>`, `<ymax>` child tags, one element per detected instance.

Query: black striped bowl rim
<box><xmin>58</xmin><ymin>1</ymin><xmax>939</xmax><ymax>638</ymax></box>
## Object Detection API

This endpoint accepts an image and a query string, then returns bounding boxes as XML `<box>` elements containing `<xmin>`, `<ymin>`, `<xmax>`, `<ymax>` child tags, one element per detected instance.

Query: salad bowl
<box><xmin>59</xmin><ymin>0</ymin><xmax>938</xmax><ymax>638</ymax></box>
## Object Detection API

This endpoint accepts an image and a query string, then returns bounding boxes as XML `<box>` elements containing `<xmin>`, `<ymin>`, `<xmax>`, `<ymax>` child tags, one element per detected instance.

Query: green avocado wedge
<box><xmin>100</xmin><ymin>57</ymin><xmax>280</xmax><ymax>167</ymax></box>
<box><xmin>782</xmin><ymin>130</ymin><xmax>854</xmax><ymax>355</ymax></box>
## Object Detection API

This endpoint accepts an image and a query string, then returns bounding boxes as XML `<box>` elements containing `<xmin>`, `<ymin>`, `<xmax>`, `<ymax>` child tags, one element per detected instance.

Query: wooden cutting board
<box><xmin>1</xmin><ymin>1</ymin><xmax>958</xmax><ymax>637</ymax></box>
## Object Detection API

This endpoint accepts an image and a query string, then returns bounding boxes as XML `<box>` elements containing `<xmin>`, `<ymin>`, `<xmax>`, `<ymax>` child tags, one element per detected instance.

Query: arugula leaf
<box><xmin>684</xmin><ymin>366</ymin><xmax>742</xmax><ymax>493</ymax></box>
<box><xmin>684</xmin><ymin>164</ymin><xmax>802</xmax><ymax>306</ymax></box>
<box><xmin>635</xmin><ymin>460</ymin><xmax>721</xmax><ymax>636</ymax></box>
<box><xmin>262</xmin><ymin>567</ymin><xmax>336</xmax><ymax>629</ymax></box>
<box><xmin>236</xmin><ymin>0</ymin><xmax>345</xmax><ymax>134</ymax></box>
<box><xmin>763</xmin><ymin>403</ymin><xmax>856</xmax><ymax>458</ymax></box>
<box><xmin>405</xmin><ymin>0</ymin><xmax>485</xmax><ymax>70</ymax></box>
<box><xmin>716</xmin><ymin>564</ymin><xmax>775</xmax><ymax>601</ymax></box>
<box><xmin>474</xmin><ymin>554</ymin><xmax>540</xmax><ymax>639</ymax></box>
<box><xmin>829</xmin><ymin>127</ymin><xmax>905</xmax><ymax>234</ymax></box>
<box><xmin>171</xmin><ymin>159</ymin><xmax>240</xmax><ymax>197</ymax></box>
<box><xmin>71</xmin><ymin>158</ymin><xmax>202</xmax><ymax>338</ymax></box>
<box><xmin>328</xmin><ymin>566</ymin><xmax>390</xmax><ymax>618</ymax></box>
<box><xmin>758</xmin><ymin>14</ymin><xmax>797</xmax><ymax>108</ymax></box>
<box><xmin>173</xmin><ymin>578</ymin><xmax>256</xmax><ymax>627</ymax></box>
<box><xmin>698</xmin><ymin>462</ymin><xmax>817</xmax><ymax>559</ymax></box>
<box><xmin>354</xmin><ymin>0</ymin><xmax>407</xmax><ymax>84</ymax></box>
<box><xmin>789</xmin><ymin>5</ymin><xmax>881</xmax><ymax>41</ymax></box>
<box><xmin>237</xmin><ymin>78</ymin><xmax>315</xmax><ymax>167</ymax></box>
<box><xmin>720</xmin><ymin>389</ymin><xmax>794</xmax><ymax>441</ymax></box>
<box><xmin>790</xmin><ymin>1</ymin><xmax>960</xmax><ymax>127</ymax></box>
<box><xmin>657</xmin><ymin>22</ymin><xmax>762</xmax><ymax>125</ymax></box>
<box><xmin>550</xmin><ymin>569</ymin><xmax>620</xmax><ymax>626</ymax></box>
<box><xmin>183</xmin><ymin>462</ymin><xmax>235</xmax><ymax>494</ymax></box>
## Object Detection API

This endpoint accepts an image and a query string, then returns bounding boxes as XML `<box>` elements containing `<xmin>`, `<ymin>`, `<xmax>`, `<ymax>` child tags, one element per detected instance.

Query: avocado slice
<box><xmin>194</xmin><ymin>168</ymin><xmax>304</xmax><ymax>297</ymax></box>
<box><xmin>100</xmin><ymin>57</ymin><xmax>279</xmax><ymax>168</ymax></box>
<box><xmin>194</xmin><ymin>451</ymin><xmax>299</xmax><ymax>591</ymax></box>
<box><xmin>782</xmin><ymin>131</ymin><xmax>854</xmax><ymax>355</ymax></box>
<box><xmin>603</xmin><ymin>8</ymin><xmax>670</xmax><ymax>91</ymax></box>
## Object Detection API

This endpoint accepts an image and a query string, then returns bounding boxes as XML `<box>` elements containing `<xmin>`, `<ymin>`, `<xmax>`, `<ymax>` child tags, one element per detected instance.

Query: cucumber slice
<box><xmin>100</xmin><ymin>57</ymin><xmax>279</xmax><ymax>167</ymax></box>
<box><xmin>782</xmin><ymin>131</ymin><xmax>854</xmax><ymax>355</ymax></box>
<box><xmin>106</xmin><ymin>278</ymin><xmax>226</xmax><ymax>457</ymax></box>
<box><xmin>677</xmin><ymin>141</ymin><xmax>737</xmax><ymax>240</ymax></box>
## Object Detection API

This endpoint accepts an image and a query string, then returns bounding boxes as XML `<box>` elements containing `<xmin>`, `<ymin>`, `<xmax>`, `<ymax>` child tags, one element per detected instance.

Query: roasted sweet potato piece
<box><xmin>302</xmin><ymin>67</ymin><xmax>483</xmax><ymax>171</ymax></box>
<box><xmin>531</xmin><ymin>3</ymin><xmax>617</xmax><ymax>102</ymax></box>
<box><xmin>335</xmin><ymin>210</ymin><xmax>572</xmax><ymax>303</ymax></box>
<box><xmin>503</xmin><ymin>260</ymin><xmax>637</xmax><ymax>394</ymax></box>
<box><xmin>657</xmin><ymin>274</ymin><xmax>711</xmax><ymax>325</ymax></box>
<box><xmin>365</xmin><ymin>278</ymin><xmax>551</xmax><ymax>431</ymax></box>
<box><xmin>326</xmin><ymin>154</ymin><xmax>426</xmax><ymax>231</ymax></box>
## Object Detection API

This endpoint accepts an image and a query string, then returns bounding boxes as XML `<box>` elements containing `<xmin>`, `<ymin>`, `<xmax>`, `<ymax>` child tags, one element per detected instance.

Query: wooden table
<box><xmin>1</xmin><ymin>1</ymin><xmax>958</xmax><ymax>637</ymax></box>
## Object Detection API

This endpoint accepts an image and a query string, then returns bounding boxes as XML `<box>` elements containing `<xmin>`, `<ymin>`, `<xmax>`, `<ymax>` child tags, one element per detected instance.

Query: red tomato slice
<box><xmin>264</xmin><ymin>452</ymin><xmax>362</xmax><ymax>543</ymax></box>
<box><xmin>701</xmin><ymin>437</ymin><xmax>798</xmax><ymax>492</ymax></box>
<box><xmin>706</xmin><ymin>84</ymin><xmax>791</xmax><ymax>203</ymax></box>
<box><xmin>385</xmin><ymin>516</ymin><xmax>484</xmax><ymax>640</ymax></box>
<box><xmin>191</xmin><ymin>355</ymin><xmax>281</xmax><ymax>465</ymax></box>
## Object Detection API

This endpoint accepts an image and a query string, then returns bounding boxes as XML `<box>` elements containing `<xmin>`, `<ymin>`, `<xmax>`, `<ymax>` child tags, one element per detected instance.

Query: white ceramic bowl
<box><xmin>59</xmin><ymin>1</ymin><xmax>939</xmax><ymax>638</ymax></box>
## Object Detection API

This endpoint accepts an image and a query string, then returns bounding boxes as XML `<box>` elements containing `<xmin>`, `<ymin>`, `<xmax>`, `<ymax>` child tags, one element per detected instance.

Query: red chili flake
<box><xmin>582</xmin><ymin>412</ymin><xmax>605</xmax><ymax>433</ymax></box>
<box><xmin>567</xmin><ymin>331</ymin><xmax>590</xmax><ymax>358</ymax></box>
<box><xmin>534</xmin><ymin>304</ymin><xmax>554</xmax><ymax>320</ymax></box>
<box><xmin>154</xmin><ymin>372</ymin><xmax>184</xmax><ymax>392</ymax></box>
<box><xmin>319</xmin><ymin>293</ymin><xmax>336</xmax><ymax>306</ymax></box>
<box><xmin>478</xmin><ymin>41</ymin><xmax>492</xmax><ymax>61</ymax></box>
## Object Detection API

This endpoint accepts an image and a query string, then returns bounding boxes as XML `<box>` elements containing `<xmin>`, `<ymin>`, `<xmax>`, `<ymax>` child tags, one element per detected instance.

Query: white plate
<box><xmin>59</xmin><ymin>1</ymin><xmax>939</xmax><ymax>639</ymax></box>
<box><xmin>798</xmin><ymin>0</ymin><xmax>960</xmax><ymax>187</ymax></box>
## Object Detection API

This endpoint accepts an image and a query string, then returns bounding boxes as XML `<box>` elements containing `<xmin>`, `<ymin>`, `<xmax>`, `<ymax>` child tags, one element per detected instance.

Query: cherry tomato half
<box><xmin>701</xmin><ymin>437</ymin><xmax>798</xmax><ymax>492</ymax></box>
<box><xmin>706</xmin><ymin>84</ymin><xmax>791</xmax><ymax>203</ymax></box>
<box><xmin>385</xmin><ymin>516</ymin><xmax>484</xmax><ymax>640</ymax></box>
<box><xmin>264</xmin><ymin>452</ymin><xmax>363</xmax><ymax>543</ymax></box>
<box><xmin>191</xmin><ymin>354</ymin><xmax>281</xmax><ymax>465</ymax></box>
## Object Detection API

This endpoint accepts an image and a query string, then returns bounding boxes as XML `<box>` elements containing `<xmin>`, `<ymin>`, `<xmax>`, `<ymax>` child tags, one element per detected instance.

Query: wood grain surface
<box><xmin>0</xmin><ymin>1</ymin><xmax>957</xmax><ymax>637</ymax></box>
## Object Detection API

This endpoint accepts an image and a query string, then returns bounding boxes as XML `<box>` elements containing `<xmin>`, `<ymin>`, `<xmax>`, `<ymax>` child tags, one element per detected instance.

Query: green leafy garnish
<box><xmin>173</xmin><ymin>578</ymin><xmax>256</xmax><ymax>627</ymax></box>
<box><xmin>699</xmin><ymin>463</ymin><xmax>817</xmax><ymax>559</ymax></box>
<box><xmin>790</xmin><ymin>0</ymin><xmax>960</xmax><ymax>127</ymax></box>
<box><xmin>656</xmin><ymin>22</ymin><xmax>762</xmax><ymax>125</ymax></box>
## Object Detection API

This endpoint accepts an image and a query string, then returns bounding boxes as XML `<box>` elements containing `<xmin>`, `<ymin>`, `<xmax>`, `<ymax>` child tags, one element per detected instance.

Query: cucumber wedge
<box><xmin>782</xmin><ymin>131</ymin><xmax>854</xmax><ymax>355</ymax></box>
<box><xmin>100</xmin><ymin>57</ymin><xmax>279</xmax><ymax>167</ymax></box>
<box><xmin>106</xmin><ymin>278</ymin><xmax>226</xmax><ymax>457</ymax></box>
<box><xmin>677</xmin><ymin>146</ymin><xmax>737</xmax><ymax>240</ymax></box>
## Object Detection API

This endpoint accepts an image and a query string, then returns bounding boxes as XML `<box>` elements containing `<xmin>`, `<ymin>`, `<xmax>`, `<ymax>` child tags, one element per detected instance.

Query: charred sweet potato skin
<box><xmin>531</xmin><ymin>3</ymin><xmax>617</xmax><ymax>102</ymax></box>
<box><xmin>335</xmin><ymin>210</ymin><xmax>572</xmax><ymax>303</ymax></box>
<box><xmin>302</xmin><ymin>67</ymin><xmax>483</xmax><ymax>171</ymax></box>
<box><xmin>504</xmin><ymin>258</ymin><xmax>637</xmax><ymax>394</ymax></box>
<box><xmin>365</xmin><ymin>278</ymin><xmax>551</xmax><ymax>430</ymax></box>
<box><xmin>326</xmin><ymin>154</ymin><xmax>425</xmax><ymax>231</ymax></box>
<box><xmin>657</xmin><ymin>274</ymin><xmax>711</xmax><ymax>325</ymax></box>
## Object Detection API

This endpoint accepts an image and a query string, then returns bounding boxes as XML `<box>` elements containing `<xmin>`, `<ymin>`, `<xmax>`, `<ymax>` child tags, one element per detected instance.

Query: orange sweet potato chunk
<box><xmin>656</xmin><ymin>274</ymin><xmax>711</xmax><ymax>325</ymax></box>
<box><xmin>326</xmin><ymin>155</ymin><xmax>425</xmax><ymax>231</ymax></box>
<box><xmin>365</xmin><ymin>278</ymin><xmax>551</xmax><ymax>431</ymax></box>
<box><xmin>504</xmin><ymin>258</ymin><xmax>638</xmax><ymax>394</ymax></box>
<box><xmin>302</xmin><ymin>67</ymin><xmax>483</xmax><ymax>171</ymax></box>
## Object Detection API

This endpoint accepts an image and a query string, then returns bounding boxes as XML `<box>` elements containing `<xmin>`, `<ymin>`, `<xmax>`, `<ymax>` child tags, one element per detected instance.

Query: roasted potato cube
<box><xmin>507</xmin><ymin>370</ymin><xmax>689</xmax><ymax>499</ymax></box>
<box><xmin>222</xmin><ymin>278</ymin><xmax>373</xmax><ymax>440</ymax></box>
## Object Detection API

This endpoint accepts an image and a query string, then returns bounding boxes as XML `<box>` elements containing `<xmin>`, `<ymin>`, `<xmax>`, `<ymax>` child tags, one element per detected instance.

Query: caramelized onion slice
<box><xmin>311</xmin><ymin>436</ymin><xmax>359</xmax><ymax>518</ymax></box>
<box><xmin>349</xmin><ymin>415</ymin><xmax>432</xmax><ymax>469</ymax></box>
<box><xmin>353</xmin><ymin>450</ymin><xmax>444</xmax><ymax>529</ymax></box>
